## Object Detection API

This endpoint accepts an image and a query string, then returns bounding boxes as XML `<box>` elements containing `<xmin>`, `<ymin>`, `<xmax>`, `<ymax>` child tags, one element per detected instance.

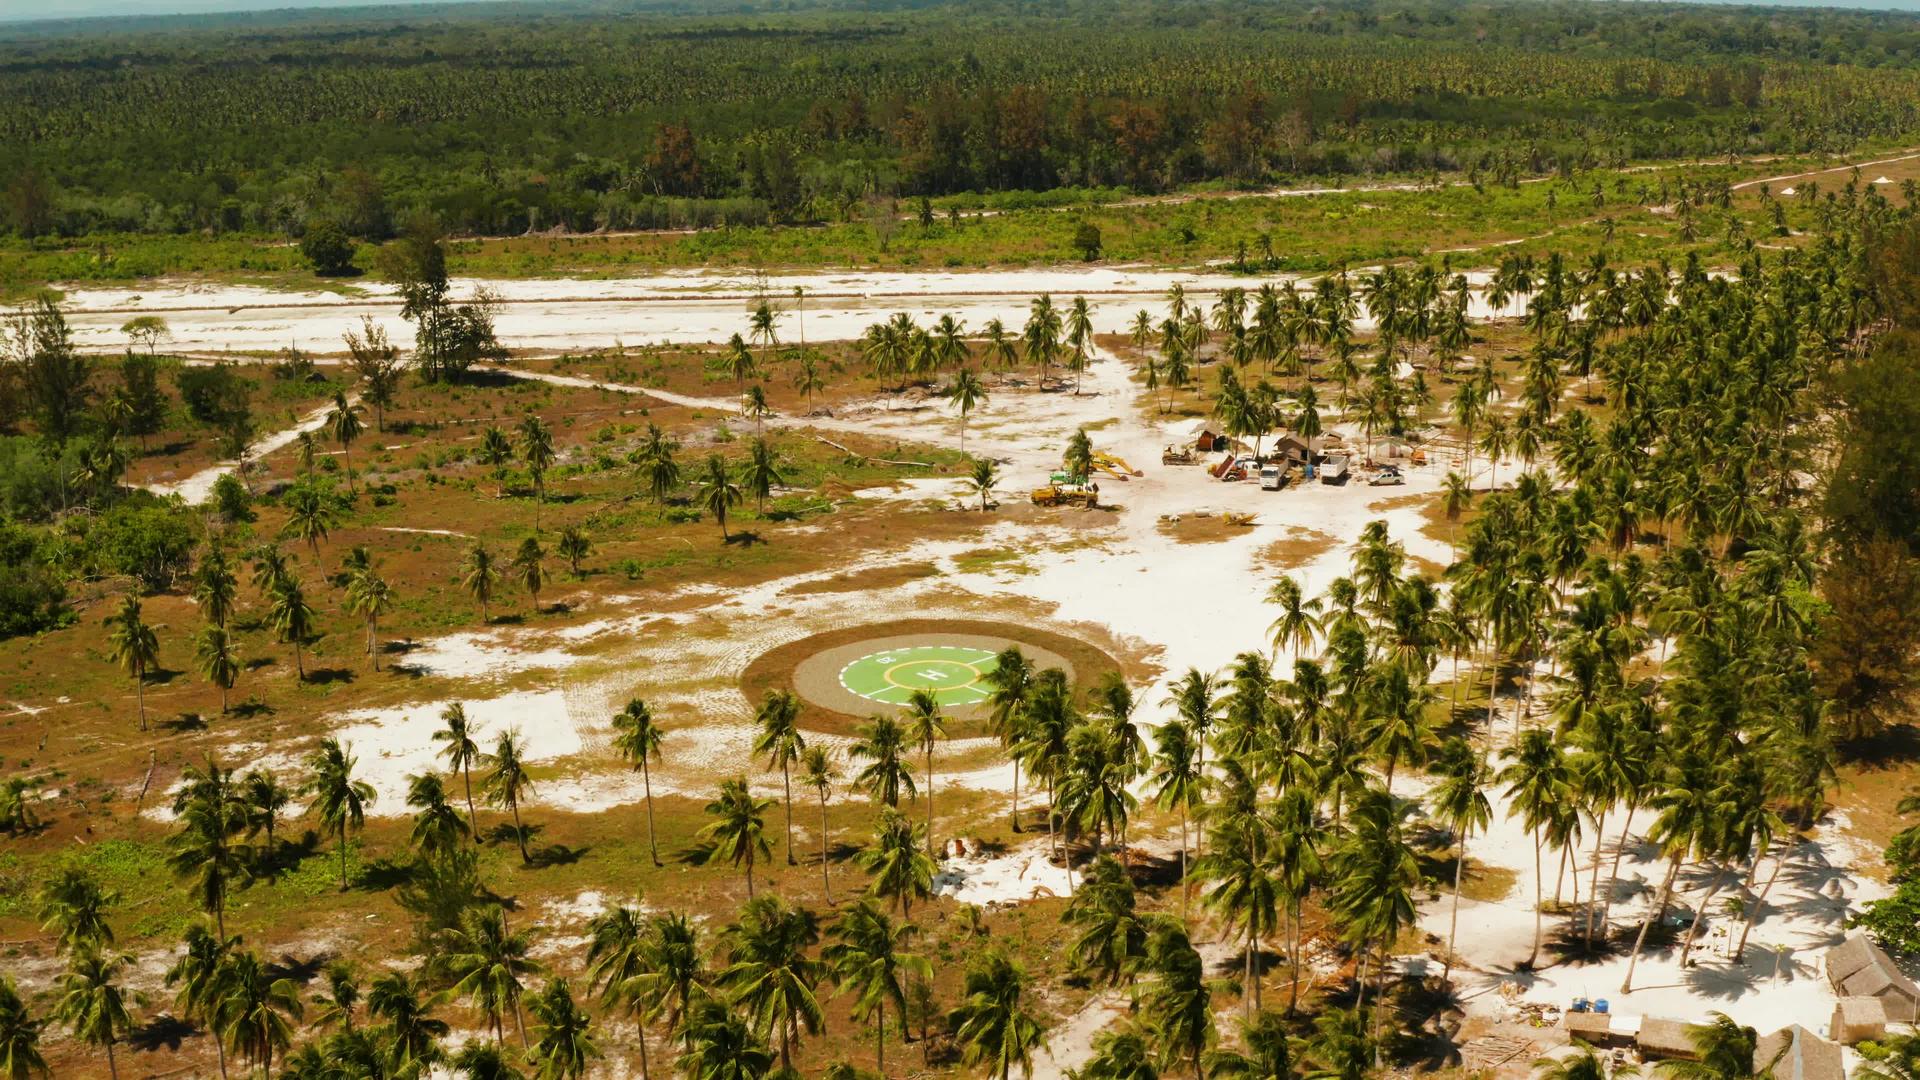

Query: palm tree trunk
<box><xmin>926</xmin><ymin>743</ymin><xmax>936</xmax><ymax>858</ymax></box>
<box><xmin>636</xmin><ymin>1017</ymin><xmax>651</xmax><ymax>1080</ymax></box>
<box><xmin>1178</xmin><ymin>801</ymin><xmax>1190</xmax><ymax>922</ymax></box>
<box><xmin>1245</xmin><ymin>922</ymin><xmax>1257</xmax><ymax>1021</ymax></box>
<box><xmin>106</xmin><ymin>1037</ymin><xmax>118</xmax><ymax>1080</ymax></box>
<box><xmin>1583</xmin><ymin>811</ymin><xmax>1608</xmax><ymax>945</ymax></box>
<box><xmin>746</xmin><ymin>844</ymin><xmax>756</xmax><ymax>899</ymax></box>
<box><xmin>462</xmin><ymin>763</ymin><xmax>479</xmax><ymax>842</ymax></box>
<box><xmin>338</xmin><ymin>824</ymin><xmax>350</xmax><ymax>890</ymax></box>
<box><xmin>136</xmin><ymin>676</ymin><xmax>147</xmax><ymax>731</ymax></box>
<box><xmin>643</xmin><ymin>760</ymin><xmax>660</xmax><ymax>866</ymax></box>
<box><xmin>876</xmin><ymin>1001</ymin><xmax>885</xmax><ymax>1076</ymax></box>
<box><xmin>1735</xmin><ymin>846</ymin><xmax>1787</xmax><ymax>961</ymax></box>
<box><xmin>783</xmin><ymin>765</ymin><xmax>796</xmax><ymax>865</ymax></box>
<box><xmin>1528</xmin><ymin>833</ymin><xmax>1544</xmax><ymax>967</ymax></box>
<box><xmin>1597</xmin><ymin>804</ymin><xmax>1636</xmax><ymax>944</ymax></box>
<box><xmin>513</xmin><ymin>802</ymin><xmax>529</xmax><ymax>863</ymax></box>
<box><xmin>1679</xmin><ymin>868</ymin><xmax>1726</xmax><ymax>967</ymax></box>
<box><xmin>818</xmin><ymin>792</ymin><xmax>832</xmax><ymax>905</ymax></box>
<box><xmin>1011</xmin><ymin>760</ymin><xmax>1021</xmax><ymax>833</ymax></box>
<box><xmin>1288</xmin><ymin>907</ymin><xmax>1302</xmax><ymax>1014</ymax></box>
<box><xmin>1621</xmin><ymin>856</ymin><xmax>1681</xmax><ymax>993</ymax></box>
<box><xmin>1444</xmin><ymin>830</ymin><xmax>1468</xmax><ymax>983</ymax></box>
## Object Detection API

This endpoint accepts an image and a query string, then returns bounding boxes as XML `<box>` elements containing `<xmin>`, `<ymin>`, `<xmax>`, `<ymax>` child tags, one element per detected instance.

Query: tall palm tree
<box><xmin>586</xmin><ymin>906</ymin><xmax>655</xmax><ymax>1080</ymax></box>
<box><xmin>612</xmin><ymin>698</ymin><xmax>667</xmax><ymax>866</ymax></box>
<box><xmin>268</xmin><ymin>577</ymin><xmax>318</xmax><ymax>680</ymax></box>
<box><xmin>1205</xmin><ymin>1010</ymin><xmax>1292</xmax><ymax>1080</ymax></box>
<box><xmin>37</xmin><ymin>869</ymin><xmax>117</xmax><ymax>955</ymax></box>
<box><xmin>462</xmin><ymin>542</ymin><xmax>501</xmax><ymax>625</ymax></box>
<box><xmin>193</xmin><ymin>546</ymin><xmax>240</xmax><ymax>629</ymax></box>
<box><xmin>527</xmin><ymin>979</ymin><xmax>600</xmax><ymax>1080</ymax></box>
<box><xmin>1429</xmin><ymin>737</ymin><xmax>1493</xmax><ymax>983</ymax></box>
<box><xmin>1621</xmin><ymin>750</ymin><xmax>1724</xmax><ymax>993</ymax></box>
<box><xmin>753</xmin><ymin>690</ymin><xmax>806</xmax><ymax>867</ymax></box>
<box><xmin>1533</xmin><ymin>1043</ymin><xmax>1625</xmax><ymax>1080</ymax></box>
<box><xmin>1265</xmin><ymin>576</ymin><xmax>1323</xmax><ymax>664</ymax></box>
<box><xmin>699</xmin><ymin>454</ymin><xmax>742</xmax><ymax>541</ymax></box>
<box><xmin>518</xmin><ymin>415</ymin><xmax>555</xmax><ymax>528</ymax></box>
<box><xmin>1194</xmin><ymin>810</ymin><xmax>1277</xmax><ymax>1018</ymax></box>
<box><xmin>850</xmin><ymin>715</ymin><xmax>916</xmax><ymax>809</ymax></box>
<box><xmin>0</xmin><ymin>975</ymin><xmax>48</xmax><ymax>1080</ymax></box>
<box><xmin>483</xmin><ymin>730</ymin><xmax>536</xmax><ymax>865</ymax></box>
<box><xmin>857</xmin><ymin>809</ymin><xmax>935</xmax><ymax>917</ymax></box>
<box><xmin>719</xmin><ymin>895</ymin><xmax>825</xmax><ymax>1075</ymax></box>
<box><xmin>434</xmin><ymin>703</ymin><xmax>483</xmax><ymax>841</ymax></box>
<box><xmin>343</xmin><ymin>564</ymin><xmax>393</xmax><ymax>671</ymax></box>
<box><xmin>195</xmin><ymin>623</ymin><xmax>242</xmax><ymax>711</ymax></box>
<box><xmin>637</xmin><ymin>424</ymin><xmax>681</xmax><ymax>503</ymax></box>
<box><xmin>1500</xmin><ymin>729</ymin><xmax>1570</xmax><ymax>967</ymax></box>
<box><xmin>1142</xmin><ymin>919</ymin><xmax>1212</xmax><ymax>1080</ymax></box>
<box><xmin>367</xmin><ymin>970</ymin><xmax>448</xmax><ymax>1075</ymax></box>
<box><xmin>305</xmin><ymin>736</ymin><xmax>376</xmax><ymax>891</ymax></box>
<box><xmin>700</xmin><ymin>778</ymin><xmax>775</xmax><ymax>898</ymax></box>
<box><xmin>280</xmin><ymin>485</ymin><xmax>337</xmax><ymax>555</ymax></box>
<box><xmin>903</xmin><ymin>689</ymin><xmax>948</xmax><ymax>856</ymax></box>
<box><xmin>406</xmin><ymin>773</ymin><xmax>469</xmax><ymax>860</ymax></box>
<box><xmin>165</xmin><ymin>925</ymin><xmax>234</xmax><ymax>1080</ymax></box>
<box><xmin>801</xmin><ymin>746</ymin><xmax>839</xmax><ymax>906</ymax></box>
<box><xmin>944</xmin><ymin>367</ymin><xmax>989</xmax><ymax>451</ymax></box>
<box><xmin>1063</xmin><ymin>855</ymin><xmax>1148</xmax><ymax>993</ymax></box>
<box><xmin>55</xmin><ymin>949</ymin><xmax>133</xmax><ymax>1080</ymax></box>
<box><xmin>677</xmin><ymin>999</ymin><xmax>773</xmax><ymax>1080</ymax></box>
<box><xmin>985</xmin><ymin>648</ymin><xmax>1035</xmax><ymax>831</ymax></box>
<box><xmin>948</xmin><ymin>951</ymin><xmax>1046</xmax><ymax>1080</ymax></box>
<box><xmin>104</xmin><ymin>594</ymin><xmax>158</xmax><ymax>731</ymax></box>
<box><xmin>451</xmin><ymin>1043</ymin><xmax>527</xmax><ymax>1080</ymax></box>
<box><xmin>478</xmin><ymin>425</ymin><xmax>514</xmax><ymax>498</ymax></box>
<box><xmin>824</xmin><ymin>899</ymin><xmax>929</xmax><ymax>1076</ymax></box>
<box><xmin>443</xmin><ymin>905</ymin><xmax>543</xmax><ymax>1047</ymax></box>
<box><xmin>167</xmin><ymin>783</ymin><xmax>248</xmax><ymax>937</ymax></box>
<box><xmin>326</xmin><ymin>392</ymin><xmax>364</xmax><ymax>494</ymax></box>
<box><xmin>1150</xmin><ymin>720</ymin><xmax>1203</xmax><ymax>918</ymax></box>
<box><xmin>629</xmin><ymin>913</ymin><xmax>708</xmax><ymax>1048</ymax></box>
<box><xmin>1268</xmin><ymin>790</ymin><xmax>1321</xmax><ymax>1014</ymax></box>
<box><xmin>511</xmin><ymin>537</ymin><xmax>548</xmax><ymax>615</ymax></box>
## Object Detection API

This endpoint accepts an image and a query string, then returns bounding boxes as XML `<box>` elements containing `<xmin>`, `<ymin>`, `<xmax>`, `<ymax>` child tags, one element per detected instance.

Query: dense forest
<box><xmin>7</xmin><ymin>0</ymin><xmax>1920</xmax><ymax>240</ymax></box>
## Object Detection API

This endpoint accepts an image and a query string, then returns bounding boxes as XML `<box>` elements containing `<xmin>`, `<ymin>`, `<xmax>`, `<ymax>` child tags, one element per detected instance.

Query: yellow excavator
<box><xmin>1091</xmin><ymin>452</ymin><xmax>1143</xmax><ymax>481</ymax></box>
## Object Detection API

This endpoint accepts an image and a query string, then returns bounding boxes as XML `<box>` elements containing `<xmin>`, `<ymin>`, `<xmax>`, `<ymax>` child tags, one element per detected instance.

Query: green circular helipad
<box><xmin>838</xmin><ymin>646</ymin><xmax>1000</xmax><ymax>708</ymax></box>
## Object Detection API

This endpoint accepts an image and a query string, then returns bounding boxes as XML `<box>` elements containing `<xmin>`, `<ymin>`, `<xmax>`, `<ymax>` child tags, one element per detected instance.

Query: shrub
<box><xmin>301</xmin><ymin>221</ymin><xmax>357</xmax><ymax>276</ymax></box>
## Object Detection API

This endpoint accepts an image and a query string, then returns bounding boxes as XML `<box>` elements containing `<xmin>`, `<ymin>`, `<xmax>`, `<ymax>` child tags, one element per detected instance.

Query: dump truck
<box><xmin>1320</xmin><ymin>454</ymin><xmax>1350</xmax><ymax>484</ymax></box>
<box><xmin>1031</xmin><ymin>483</ymin><xmax>1098</xmax><ymax>508</ymax></box>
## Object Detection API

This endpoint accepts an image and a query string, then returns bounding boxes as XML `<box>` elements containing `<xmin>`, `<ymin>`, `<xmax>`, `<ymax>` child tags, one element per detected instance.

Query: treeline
<box><xmin>7</xmin><ymin>0</ymin><xmax>1920</xmax><ymax>240</ymax></box>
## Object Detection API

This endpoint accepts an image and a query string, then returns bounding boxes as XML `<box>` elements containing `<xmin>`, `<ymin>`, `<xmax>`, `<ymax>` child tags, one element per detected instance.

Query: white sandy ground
<box><xmin>72</xmin><ymin>277</ymin><xmax>1888</xmax><ymax>1069</ymax></box>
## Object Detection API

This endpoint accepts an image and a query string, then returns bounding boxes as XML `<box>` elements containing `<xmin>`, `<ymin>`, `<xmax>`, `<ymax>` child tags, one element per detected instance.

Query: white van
<box><xmin>1259</xmin><ymin>465</ymin><xmax>1284</xmax><ymax>491</ymax></box>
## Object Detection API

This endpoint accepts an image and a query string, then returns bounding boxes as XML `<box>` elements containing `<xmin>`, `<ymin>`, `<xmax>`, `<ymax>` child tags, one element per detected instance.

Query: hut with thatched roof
<box><xmin>1825</xmin><ymin>934</ymin><xmax>1920</xmax><ymax>1023</ymax></box>
<box><xmin>1754</xmin><ymin>1026</ymin><xmax>1844</xmax><ymax>1080</ymax></box>
<box><xmin>1635</xmin><ymin>1017</ymin><xmax>1697</xmax><ymax>1060</ymax></box>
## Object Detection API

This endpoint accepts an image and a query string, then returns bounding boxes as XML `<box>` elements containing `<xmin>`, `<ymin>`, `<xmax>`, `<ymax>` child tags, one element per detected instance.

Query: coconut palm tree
<box><xmin>37</xmin><ymin>869</ymin><xmax>117</xmax><ymax>955</ymax></box>
<box><xmin>1499</xmin><ymin>729</ymin><xmax>1570</xmax><ymax>967</ymax></box>
<box><xmin>1142</xmin><ymin>919</ymin><xmax>1212</xmax><ymax>1080</ymax></box>
<box><xmin>1205</xmin><ymin>1010</ymin><xmax>1292</xmax><ymax>1080</ymax></box>
<box><xmin>305</xmin><ymin>736</ymin><xmax>376</xmax><ymax>891</ymax></box>
<box><xmin>281</xmin><ymin>484</ymin><xmax>338</xmax><ymax>556</ymax></box>
<box><xmin>586</xmin><ymin>906</ymin><xmax>655</xmax><ymax>1080</ymax></box>
<box><xmin>801</xmin><ymin>746</ymin><xmax>839</xmax><ymax>905</ymax></box>
<box><xmin>1324</xmin><ymin>790</ymin><xmax>1419</xmax><ymax>1062</ymax></box>
<box><xmin>556</xmin><ymin>527</ymin><xmax>590</xmax><ymax>577</ymax></box>
<box><xmin>450</xmin><ymin>1043</ymin><xmax>526</xmax><ymax>1080</ymax></box>
<box><xmin>434</xmin><ymin>703</ymin><xmax>483</xmax><ymax>840</ymax></box>
<box><xmin>167</xmin><ymin>781</ymin><xmax>248</xmax><ymax>937</ymax></box>
<box><xmin>1023</xmin><ymin>295</ymin><xmax>1062</xmax><ymax>388</ymax></box>
<box><xmin>824</xmin><ymin>899</ymin><xmax>929</xmax><ymax>1076</ymax></box>
<box><xmin>753</xmin><ymin>689</ymin><xmax>806</xmax><ymax>866</ymax></box>
<box><xmin>367</xmin><ymin>970</ymin><xmax>448</xmax><ymax>1075</ymax></box>
<box><xmin>194</xmin><ymin>623</ymin><xmax>241</xmax><ymax>712</ymax></box>
<box><xmin>55</xmin><ymin>949</ymin><xmax>133</xmax><ymax>1080</ymax></box>
<box><xmin>629</xmin><ymin>913</ymin><xmax>708</xmax><ymax>1048</ymax></box>
<box><xmin>343</xmin><ymin>564</ymin><xmax>393</xmax><ymax>671</ymax></box>
<box><xmin>1621</xmin><ymin>749</ymin><xmax>1725</xmax><ymax>993</ymax></box>
<box><xmin>165</xmin><ymin>926</ymin><xmax>234</xmax><ymax>1080</ymax></box>
<box><xmin>0</xmin><ymin>975</ymin><xmax>48</xmax><ymax>1080</ymax></box>
<box><xmin>1081</xmin><ymin>1027</ymin><xmax>1159</xmax><ymax>1080</ymax></box>
<box><xmin>985</xmin><ymin>648</ymin><xmax>1036</xmax><ymax>831</ymax></box>
<box><xmin>700</xmin><ymin>778</ymin><xmax>775</xmax><ymax>897</ymax></box>
<box><xmin>637</xmin><ymin>424</ymin><xmax>681</xmax><ymax>503</ymax></box>
<box><xmin>858</xmin><ymin>809</ymin><xmax>935</xmax><ymax>917</ymax></box>
<box><xmin>611</xmin><ymin>698</ymin><xmax>667</xmax><ymax>866</ymax></box>
<box><xmin>699</xmin><ymin>454</ymin><xmax>742</xmax><ymax>541</ymax></box>
<box><xmin>527</xmin><ymin>979</ymin><xmax>599</xmax><ymax>1080</ymax></box>
<box><xmin>943</xmin><ymin>367</ymin><xmax>989</xmax><ymax>452</ymax></box>
<box><xmin>677</xmin><ymin>998</ymin><xmax>773</xmax><ymax>1080</ymax></box>
<box><xmin>104</xmin><ymin>594</ymin><xmax>158</xmax><ymax>731</ymax></box>
<box><xmin>443</xmin><ymin>905</ymin><xmax>543</xmax><ymax>1047</ymax></box>
<box><xmin>461</xmin><ymin>542</ymin><xmax>501</xmax><ymax>625</ymax></box>
<box><xmin>407</xmin><ymin>773</ymin><xmax>468</xmax><ymax>860</ymax></box>
<box><xmin>478</xmin><ymin>425</ymin><xmax>514</xmax><ymax>498</ymax></box>
<box><xmin>511</xmin><ymin>537</ymin><xmax>548</xmax><ymax>615</ymax></box>
<box><xmin>193</xmin><ymin>547</ymin><xmax>240</xmax><ymax>628</ymax></box>
<box><xmin>850</xmin><ymin>715</ymin><xmax>916</xmax><ymax>809</ymax></box>
<box><xmin>1429</xmin><ymin>737</ymin><xmax>1493</xmax><ymax>983</ymax></box>
<box><xmin>1267</xmin><ymin>790</ymin><xmax>1321</xmax><ymax>1013</ymax></box>
<box><xmin>518</xmin><ymin>415</ymin><xmax>555</xmax><ymax>528</ymax></box>
<box><xmin>948</xmin><ymin>951</ymin><xmax>1045</xmax><ymax>1080</ymax></box>
<box><xmin>1194</xmin><ymin>808</ymin><xmax>1277</xmax><ymax>1018</ymax></box>
<box><xmin>719</xmin><ymin>895</ymin><xmax>824</xmax><ymax>1075</ymax></box>
<box><xmin>268</xmin><ymin>577</ymin><xmax>318</xmax><ymax>680</ymax></box>
<box><xmin>1533</xmin><ymin>1043</ymin><xmax>1625</xmax><ymax>1080</ymax></box>
<box><xmin>1064</xmin><ymin>855</ymin><xmax>1148</xmax><ymax>993</ymax></box>
<box><xmin>483</xmin><ymin>730</ymin><xmax>536</xmax><ymax>864</ymax></box>
<box><xmin>970</xmin><ymin>457</ymin><xmax>1000</xmax><ymax>511</ymax></box>
<box><xmin>1150</xmin><ymin>720</ymin><xmax>1203</xmax><ymax>918</ymax></box>
<box><xmin>903</xmin><ymin>690</ymin><xmax>948</xmax><ymax>856</ymax></box>
<box><xmin>1063</xmin><ymin>427</ymin><xmax>1095</xmax><ymax>484</ymax></box>
<box><xmin>1264</xmin><ymin>576</ymin><xmax>1323</xmax><ymax>664</ymax></box>
<box><xmin>743</xmin><ymin>437</ymin><xmax>785</xmax><ymax>515</ymax></box>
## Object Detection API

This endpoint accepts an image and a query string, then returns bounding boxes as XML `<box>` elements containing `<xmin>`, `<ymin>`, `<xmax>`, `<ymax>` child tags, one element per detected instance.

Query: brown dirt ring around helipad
<box><xmin>744</xmin><ymin>618</ymin><xmax>1121</xmax><ymax>737</ymax></box>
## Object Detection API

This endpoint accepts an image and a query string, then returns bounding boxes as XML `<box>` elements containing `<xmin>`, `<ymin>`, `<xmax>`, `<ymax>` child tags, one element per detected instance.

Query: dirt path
<box><xmin>1729</xmin><ymin>146</ymin><xmax>1920</xmax><ymax>192</ymax></box>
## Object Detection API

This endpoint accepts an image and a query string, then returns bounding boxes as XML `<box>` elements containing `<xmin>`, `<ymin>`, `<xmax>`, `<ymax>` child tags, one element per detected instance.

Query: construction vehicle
<box><xmin>1222</xmin><ymin>511</ymin><xmax>1257</xmax><ymax>527</ymax></box>
<box><xmin>1320</xmin><ymin>454</ymin><xmax>1350</xmax><ymax>484</ymax></box>
<box><xmin>1031</xmin><ymin>482</ymin><xmax>1098</xmax><ymax>508</ymax></box>
<box><xmin>1092</xmin><ymin>452</ymin><xmax>1143</xmax><ymax>481</ymax></box>
<box><xmin>1260</xmin><ymin>465</ymin><xmax>1287</xmax><ymax>491</ymax></box>
<box><xmin>1162</xmin><ymin>446</ymin><xmax>1198</xmax><ymax>466</ymax></box>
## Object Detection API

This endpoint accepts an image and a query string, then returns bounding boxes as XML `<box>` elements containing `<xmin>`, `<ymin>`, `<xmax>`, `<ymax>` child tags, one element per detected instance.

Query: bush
<box><xmin>176</xmin><ymin>362</ymin><xmax>250</xmax><ymax>427</ymax></box>
<box><xmin>0</xmin><ymin>522</ymin><xmax>67</xmax><ymax>638</ymax></box>
<box><xmin>301</xmin><ymin>221</ymin><xmax>357</xmax><ymax>276</ymax></box>
<box><xmin>1072</xmin><ymin>220</ymin><xmax>1103</xmax><ymax>260</ymax></box>
<box><xmin>81</xmin><ymin>498</ymin><xmax>200</xmax><ymax>589</ymax></box>
<box><xmin>0</xmin><ymin>437</ymin><xmax>85</xmax><ymax>521</ymax></box>
<box><xmin>210</xmin><ymin>473</ymin><xmax>253</xmax><ymax>523</ymax></box>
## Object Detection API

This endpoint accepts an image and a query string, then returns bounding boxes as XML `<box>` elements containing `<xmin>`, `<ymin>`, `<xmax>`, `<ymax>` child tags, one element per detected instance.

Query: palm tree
<box><xmin>104</xmin><ymin>594</ymin><xmax>158</xmax><ymax>731</ymax></box>
<box><xmin>700</xmin><ymin>778</ymin><xmax>775</xmax><ymax>897</ymax></box>
<box><xmin>1500</xmin><ymin>728</ymin><xmax>1572</xmax><ymax>967</ymax></box>
<box><xmin>585</xmin><ymin>906</ymin><xmax>655</xmax><ymax>1080</ymax></box>
<box><xmin>1533</xmin><ymin>1043</ymin><xmax>1627</xmax><ymax>1080</ymax></box>
<box><xmin>969</xmin><ymin>457</ymin><xmax>1000</xmax><ymax>511</ymax></box>
<box><xmin>948</xmin><ymin>951</ymin><xmax>1045</xmax><ymax>1080</ymax></box>
<box><xmin>55</xmin><ymin>949</ymin><xmax>134</xmax><ymax>1080</ymax></box>
<box><xmin>1659</xmin><ymin>1014</ymin><xmax>1762</xmax><ymax>1080</ymax></box>
<box><xmin>484</xmin><ymin>730</ymin><xmax>536</xmax><ymax>864</ymax></box>
<box><xmin>268</xmin><ymin>577</ymin><xmax>318</xmax><ymax>680</ymax></box>
<box><xmin>857</xmin><ymin>809</ymin><xmax>935</xmax><ymax>917</ymax></box>
<box><xmin>611</xmin><ymin>698</ymin><xmax>667</xmax><ymax>866</ymax></box>
<box><xmin>1063</xmin><ymin>855</ymin><xmax>1148</xmax><ymax>993</ymax></box>
<box><xmin>324</xmin><ymin>391</ymin><xmax>364</xmax><ymax>494</ymax></box>
<box><xmin>677</xmin><ymin>998</ymin><xmax>773</xmax><ymax>1080</ymax></box>
<box><xmin>510</xmin><ymin>537</ymin><xmax>548</xmax><ymax>614</ymax></box>
<box><xmin>1268</xmin><ymin>791</ymin><xmax>1321</xmax><ymax>1013</ymax></box>
<box><xmin>193</xmin><ymin>547</ymin><xmax>240</xmax><ymax>628</ymax></box>
<box><xmin>825</xmin><ymin>899</ymin><xmax>928</xmax><ymax>1076</ymax></box>
<box><xmin>943</xmin><ymin>367</ymin><xmax>989</xmax><ymax>451</ymax></box>
<box><xmin>719</xmin><ymin>895</ymin><xmax>824</xmax><ymax>1075</ymax></box>
<box><xmin>699</xmin><ymin>454</ymin><xmax>742</xmax><ymax>541</ymax></box>
<box><xmin>313</xmin><ymin>962</ymin><xmax>360</xmax><ymax>1033</ymax></box>
<box><xmin>1264</xmin><ymin>575</ymin><xmax>1323</xmax><ymax>664</ymax></box>
<box><xmin>722</xmin><ymin>332</ymin><xmax>760</xmax><ymax>397</ymax></box>
<box><xmin>452</xmin><ymin>1043</ymin><xmax>527</xmax><ymax>1080</ymax></box>
<box><xmin>478</xmin><ymin>425</ymin><xmax>514</xmax><ymax>497</ymax></box>
<box><xmin>305</xmin><ymin>736</ymin><xmax>376</xmax><ymax>891</ymax></box>
<box><xmin>1194</xmin><ymin>809</ymin><xmax>1277</xmax><ymax>1018</ymax></box>
<box><xmin>367</xmin><ymin>970</ymin><xmax>448</xmax><ymax>1075</ymax></box>
<box><xmin>1023</xmin><ymin>294</ymin><xmax>1062</xmax><ymax>388</ymax></box>
<box><xmin>985</xmin><ymin>648</ymin><xmax>1035</xmax><ymax>831</ymax></box>
<box><xmin>636</xmin><ymin>424</ymin><xmax>681</xmax><ymax>503</ymax></box>
<box><xmin>1621</xmin><ymin>750</ymin><xmax>1723</xmax><ymax>993</ymax></box>
<box><xmin>1205</xmin><ymin>1010</ymin><xmax>1292</xmax><ymax>1080</ymax></box>
<box><xmin>753</xmin><ymin>689</ymin><xmax>806</xmax><ymax>866</ymax></box>
<box><xmin>434</xmin><ymin>703</ymin><xmax>483</xmax><ymax>840</ymax></box>
<box><xmin>443</xmin><ymin>905</ymin><xmax>543</xmax><ymax>1047</ymax></box>
<box><xmin>527</xmin><ymin>979</ymin><xmax>600</xmax><ymax>1080</ymax></box>
<box><xmin>801</xmin><ymin>746</ymin><xmax>840</xmax><ymax>905</ymax></box>
<box><xmin>281</xmin><ymin>484</ymin><xmax>337</xmax><ymax>556</ymax></box>
<box><xmin>1142</xmin><ymin>919</ymin><xmax>1212</xmax><ymax>1080</ymax></box>
<box><xmin>850</xmin><ymin>714</ymin><xmax>916</xmax><ymax>809</ymax></box>
<box><xmin>193</xmin><ymin>623</ymin><xmax>242</xmax><ymax>712</ymax></box>
<box><xmin>462</xmin><ymin>542</ymin><xmax>501</xmax><ymax>625</ymax></box>
<box><xmin>791</xmin><ymin>352</ymin><xmax>834</xmax><ymax>414</ymax></box>
<box><xmin>37</xmin><ymin>869</ymin><xmax>117</xmax><ymax>955</ymax></box>
<box><xmin>1150</xmin><ymin>721</ymin><xmax>1203</xmax><ymax>918</ymax></box>
<box><xmin>743</xmin><ymin>437</ymin><xmax>785</xmax><ymax>515</ymax></box>
<box><xmin>903</xmin><ymin>690</ymin><xmax>948</xmax><ymax>856</ymax></box>
<box><xmin>407</xmin><ymin>772</ymin><xmax>468</xmax><ymax>859</ymax></box>
<box><xmin>1324</xmin><ymin>789</ymin><xmax>1418</xmax><ymax>1036</ymax></box>
<box><xmin>343</xmin><ymin>564</ymin><xmax>393</xmax><ymax>671</ymax></box>
<box><xmin>167</xmin><ymin>783</ymin><xmax>248</xmax><ymax>937</ymax></box>
<box><xmin>630</xmin><ymin>912</ymin><xmax>708</xmax><ymax>1046</ymax></box>
<box><xmin>1064</xmin><ymin>426</ymin><xmax>1095</xmax><ymax>484</ymax></box>
<box><xmin>0</xmin><ymin>975</ymin><xmax>48</xmax><ymax>1080</ymax></box>
<box><xmin>518</xmin><ymin>415</ymin><xmax>555</xmax><ymax>528</ymax></box>
<box><xmin>165</xmin><ymin>925</ymin><xmax>234</xmax><ymax>1080</ymax></box>
<box><xmin>555</xmin><ymin>526</ymin><xmax>590</xmax><ymax>577</ymax></box>
<box><xmin>1430</xmin><ymin>737</ymin><xmax>1493</xmax><ymax>983</ymax></box>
